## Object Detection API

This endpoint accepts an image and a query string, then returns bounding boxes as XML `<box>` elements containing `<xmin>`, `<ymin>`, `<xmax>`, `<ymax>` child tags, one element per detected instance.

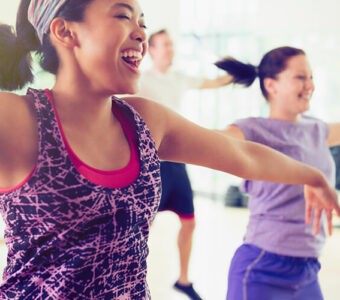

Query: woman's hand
<box><xmin>304</xmin><ymin>182</ymin><xmax>340</xmax><ymax>235</ymax></box>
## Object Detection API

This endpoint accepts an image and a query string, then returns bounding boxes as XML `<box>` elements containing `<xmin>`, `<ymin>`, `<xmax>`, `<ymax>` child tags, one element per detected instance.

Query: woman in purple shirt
<box><xmin>217</xmin><ymin>47</ymin><xmax>340</xmax><ymax>300</ymax></box>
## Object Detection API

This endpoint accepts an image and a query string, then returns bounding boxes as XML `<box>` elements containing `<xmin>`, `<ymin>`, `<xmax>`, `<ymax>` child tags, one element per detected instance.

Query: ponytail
<box><xmin>216</xmin><ymin>47</ymin><xmax>305</xmax><ymax>99</ymax></box>
<box><xmin>0</xmin><ymin>0</ymin><xmax>40</xmax><ymax>91</ymax></box>
<box><xmin>0</xmin><ymin>24</ymin><xmax>35</xmax><ymax>91</ymax></box>
<box><xmin>215</xmin><ymin>57</ymin><xmax>258</xmax><ymax>87</ymax></box>
<box><xmin>0</xmin><ymin>0</ymin><xmax>94</xmax><ymax>91</ymax></box>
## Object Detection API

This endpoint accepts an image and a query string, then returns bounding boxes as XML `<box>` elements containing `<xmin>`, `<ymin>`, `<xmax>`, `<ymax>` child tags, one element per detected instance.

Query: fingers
<box><xmin>328</xmin><ymin>187</ymin><xmax>340</xmax><ymax>216</ymax></box>
<box><xmin>313</xmin><ymin>208</ymin><xmax>322</xmax><ymax>235</ymax></box>
<box><xmin>326</xmin><ymin>210</ymin><xmax>333</xmax><ymax>236</ymax></box>
<box><xmin>305</xmin><ymin>202</ymin><xmax>312</xmax><ymax>225</ymax></box>
<box><xmin>334</xmin><ymin>202</ymin><xmax>340</xmax><ymax>217</ymax></box>
<box><xmin>304</xmin><ymin>184</ymin><xmax>338</xmax><ymax>235</ymax></box>
<box><xmin>304</xmin><ymin>185</ymin><xmax>313</xmax><ymax>224</ymax></box>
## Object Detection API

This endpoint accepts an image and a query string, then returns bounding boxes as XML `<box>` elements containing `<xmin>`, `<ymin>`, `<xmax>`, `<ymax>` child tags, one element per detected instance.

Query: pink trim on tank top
<box><xmin>0</xmin><ymin>91</ymin><xmax>140</xmax><ymax>193</ymax></box>
<box><xmin>45</xmin><ymin>89</ymin><xmax>140</xmax><ymax>188</ymax></box>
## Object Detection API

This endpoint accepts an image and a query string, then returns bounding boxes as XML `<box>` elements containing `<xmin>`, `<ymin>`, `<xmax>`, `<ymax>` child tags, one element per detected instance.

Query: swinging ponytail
<box><xmin>215</xmin><ymin>47</ymin><xmax>305</xmax><ymax>99</ymax></box>
<box><xmin>0</xmin><ymin>0</ymin><xmax>94</xmax><ymax>91</ymax></box>
<box><xmin>215</xmin><ymin>57</ymin><xmax>258</xmax><ymax>88</ymax></box>
<box><xmin>0</xmin><ymin>0</ymin><xmax>40</xmax><ymax>90</ymax></box>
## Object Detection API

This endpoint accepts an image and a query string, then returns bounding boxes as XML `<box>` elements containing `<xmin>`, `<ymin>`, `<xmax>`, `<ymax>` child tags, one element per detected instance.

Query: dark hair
<box><xmin>0</xmin><ymin>0</ymin><xmax>93</xmax><ymax>91</ymax></box>
<box><xmin>215</xmin><ymin>46</ymin><xmax>306</xmax><ymax>99</ymax></box>
<box><xmin>148</xmin><ymin>29</ymin><xmax>168</xmax><ymax>47</ymax></box>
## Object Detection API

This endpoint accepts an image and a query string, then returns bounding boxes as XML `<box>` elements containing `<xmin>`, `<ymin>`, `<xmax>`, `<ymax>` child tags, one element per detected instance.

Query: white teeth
<box><xmin>121</xmin><ymin>50</ymin><xmax>142</xmax><ymax>59</ymax></box>
<box><xmin>300</xmin><ymin>92</ymin><xmax>312</xmax><ymax>99</ymax></box>
<box><xmin>300</xmin><ymin>95</ymin><xmax>311</xmax><ymax>101</ymax></box>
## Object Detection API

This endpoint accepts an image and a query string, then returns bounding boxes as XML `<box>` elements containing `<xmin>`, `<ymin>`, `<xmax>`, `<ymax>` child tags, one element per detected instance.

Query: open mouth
<box><xmin>298</xmin><ymin>92</ymin><xmax>312</xmax><ymax>101</ymax></box>
<box><xmin>299</xmin><ymin>96</ymin><xmax>310</xmax><ymax>101</ymax></box>
<box><xmin>121</xmin><ymin>49</ymin><xmax>143</xmax><ymax>69</ymax></box>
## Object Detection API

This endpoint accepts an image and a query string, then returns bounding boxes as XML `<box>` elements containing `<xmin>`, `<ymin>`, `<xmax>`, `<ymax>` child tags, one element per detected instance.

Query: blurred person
<box><xmin>137</xmin><ymin>29</ymin><xmax>232</xmax><ymax>299</ymax></box>
<box><xmin>217</xmin><ymin>46</ymin><xmax>340</xmax><ymax>300</ymax></box>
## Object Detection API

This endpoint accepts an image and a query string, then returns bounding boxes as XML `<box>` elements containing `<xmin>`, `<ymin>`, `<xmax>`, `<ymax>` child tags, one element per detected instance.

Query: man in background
<box><xmin>137</xmin><ymin>29</ymin><xmax>232</xmax><ymax>300</ymax></box>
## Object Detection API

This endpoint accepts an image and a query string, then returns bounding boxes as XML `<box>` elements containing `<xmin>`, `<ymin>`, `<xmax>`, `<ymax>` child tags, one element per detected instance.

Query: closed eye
<box><xmin>116</xmin><ymin>15</ymin><xmax>131</xmax><ymax>20</ymax></box>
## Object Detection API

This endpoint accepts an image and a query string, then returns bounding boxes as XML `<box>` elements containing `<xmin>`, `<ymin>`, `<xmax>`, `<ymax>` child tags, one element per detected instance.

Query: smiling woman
<box><xmin>216</xmin><ymin>47</ymin><xmax>340</xmax><ymax>300</ymax></box>
<box><xmin>0</xmin><ymin>1</ymin><xmax>339</xmax><ymax>299</ymax></box>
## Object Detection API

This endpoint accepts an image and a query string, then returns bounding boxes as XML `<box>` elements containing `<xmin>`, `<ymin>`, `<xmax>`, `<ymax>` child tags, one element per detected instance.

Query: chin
<box><xmin>299</xmin><ymin>107</ymin><xmax>309</xmax><ymax>115</ymax></box>
<box><xmin>117</xmin><ymin>86</ymin><xmax>138</xmax><ymax>95</ymax></box>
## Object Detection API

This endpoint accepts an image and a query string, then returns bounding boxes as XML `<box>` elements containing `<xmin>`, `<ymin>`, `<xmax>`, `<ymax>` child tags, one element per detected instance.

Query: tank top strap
<box><xmin>25</xmin><ymin>88</ymin><xmax>159</xmax><ymax>190</ymax></box>
<box><xmin>112</xmin><ymin>97</ymin><xmax>159</xmax><ymax>174</ymax></box>
<box><xmin>26</xmin><ymin>88</ymin><xmax>69</xmax><ymax>171</ymax></box>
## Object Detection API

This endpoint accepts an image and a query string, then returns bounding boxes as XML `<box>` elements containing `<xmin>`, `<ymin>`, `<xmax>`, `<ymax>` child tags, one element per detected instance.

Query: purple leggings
<box><xmin>227</xmin><ymin>244</ymin><xmax>323</xmax><ymax>300</ymax></box>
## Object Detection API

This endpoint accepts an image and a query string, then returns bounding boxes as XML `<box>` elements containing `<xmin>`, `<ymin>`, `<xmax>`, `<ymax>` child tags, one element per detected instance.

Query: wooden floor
<box><xmin>0</xmin><ymin>197</ymin><xmax>339</xmax><ymax>299</ymax></box>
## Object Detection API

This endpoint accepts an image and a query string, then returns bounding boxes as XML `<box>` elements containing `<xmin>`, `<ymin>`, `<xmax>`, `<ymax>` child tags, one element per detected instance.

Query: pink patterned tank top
<box><xmin>0</xmin><ymin>88</ymin><xmax>161</xmax><ymax>299</ymax></box>
<box><xmin>44</xmin><ymin>89</ymin><xmax>140</xmax><ymax>188</ymax></box>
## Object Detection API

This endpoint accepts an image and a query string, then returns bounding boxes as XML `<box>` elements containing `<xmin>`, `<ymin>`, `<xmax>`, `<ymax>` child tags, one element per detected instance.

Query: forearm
<box><xmin>157</xmin><ymin>110</ymin><xmax>340</xmax><ymax>229</ymax></box>
<box><xmin>161</xmin><ymin>125</ymin><xmax>327</xmax><ymax>188</ymax></box>
<box><xmin>236</xmin><ymin>139</ymin><xmax>327</xmax><ymax>187</ymax></box>
<box><xmin>199</xmin><ymin>75</ymin><xmax>233</xmax><ymax>89</ymax></box>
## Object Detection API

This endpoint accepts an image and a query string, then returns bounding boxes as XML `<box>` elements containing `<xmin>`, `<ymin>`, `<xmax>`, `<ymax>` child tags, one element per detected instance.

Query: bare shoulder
<box><xmin>0</xmin><ymin>91</ymin><xmax>36</xmax><ymax>133</ymax></box>
<box><xmin>0</xmin><ymin>91</ymin><xmax>35</xmax><ymax>115</ymax></box>
<box><xmin>0</xmin><ymin>91</ymin><xmax>37</xmax><ymax>171</ymax></box>
<box><xmin>122</xmin><ymin>96</ymin><xmax>169</xmax><ymax>148</ymax></box>
<box><xmin>123</xmin><ymin>96</ymin><xmax>164</xmax><ymax>118</ymax></box>
<box><xmin>0</xmin><ymin>91</ymin><xmax>26</xmax><ymax>112</ymax></box>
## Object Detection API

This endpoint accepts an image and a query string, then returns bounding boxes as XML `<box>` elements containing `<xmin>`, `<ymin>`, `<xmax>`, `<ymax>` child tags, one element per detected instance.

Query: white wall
<box><xmin>0</xmin><ymin>0</ymin><xmax>181</xmax><ymax>70</ymax></box>
<box><xmin>256</xmin><ymin>0</ymin><xmax>340</xmax><ymax>35</ymax></box>
<box><xmin>0</xmin><ymin>0</ymin><xmax>181</xmax><ymax>29</ymax></box>
<box><xmin>1</xmin><ymin>0</ymin><xmax>339</xmax><ymax>35</ymax></box>
<box><xmin>0</xmin><ymin>0</ymin><xmax>19</xmax><ymax>25</ymax></box>
<box><xmin>139</xmin><ymin>0</ymin><xmax>180</xmax><ymax>39</ymax></box>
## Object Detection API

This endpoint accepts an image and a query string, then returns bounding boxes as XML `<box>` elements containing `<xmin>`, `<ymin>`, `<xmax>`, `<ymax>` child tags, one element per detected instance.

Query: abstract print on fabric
<box><xmin>0</xmin><ymin>88</ymin><xmax>161</xmax><ymax>299</ymax></box>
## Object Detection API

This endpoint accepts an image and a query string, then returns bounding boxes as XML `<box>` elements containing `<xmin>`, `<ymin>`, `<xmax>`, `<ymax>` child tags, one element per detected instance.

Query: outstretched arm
<box><xmin>219</xmin><ymin>124</ymin><xmax>339</xmax><ymax>235</ymax></box>
<box><xmin>125</xmin><ymin>98</ymin><xmax>340</xmax><ymax>234</ymax></box>
<box><xmin>198</xmin><ymin>74</ymin><xmax>233</xmax><ymax>89</ymax></box>
<box><xmin>0</xmin><ymin>92</ymin><xmax>37</xmax><ymax>188</ymax></box>
<box><xmin>160</xmin><ymin>116</ymin><xmax>325</xmax><ymax>186</ymax></box>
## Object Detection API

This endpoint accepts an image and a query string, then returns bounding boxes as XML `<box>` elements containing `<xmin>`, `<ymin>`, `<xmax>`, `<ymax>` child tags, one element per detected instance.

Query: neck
<box><xmin>52</xmin><ymin>73</ymin><xmax>114</xmax><ymax>131</ymax></box>
<box><xmin>269</xmin><ymin>108</ymin><xmax>300</xmax><ymax>123</ymax></box>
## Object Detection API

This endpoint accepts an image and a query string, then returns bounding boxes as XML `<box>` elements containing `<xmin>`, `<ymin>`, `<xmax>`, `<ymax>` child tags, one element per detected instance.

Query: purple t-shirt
<box><xmin>234</xmin><ymin>115</ymin><xmax>335</xmax><ymax>258</ymax></box>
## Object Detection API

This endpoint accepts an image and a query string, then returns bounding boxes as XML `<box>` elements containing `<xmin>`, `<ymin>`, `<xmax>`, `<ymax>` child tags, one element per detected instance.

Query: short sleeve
<box><xmin>320</xmin><ymin>119</ymin><xmax>330</xmax><ymax>141</ymax></box>
<box><xmin>232</xmin><ymin>118</ymin><xmax>256</xmax><ymax>142</ymax></box>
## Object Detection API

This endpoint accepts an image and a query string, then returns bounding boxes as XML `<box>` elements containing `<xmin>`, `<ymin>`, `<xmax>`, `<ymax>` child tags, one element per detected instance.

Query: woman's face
<box><xmin>71</xmin><ymin>0</ymin><xmax>147</xmax><ymax>95</ymax></box>
<box><xmin>268</xmin><ymin>54</ymin><xmax>315</xmax><ymax>119</ymax></box>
